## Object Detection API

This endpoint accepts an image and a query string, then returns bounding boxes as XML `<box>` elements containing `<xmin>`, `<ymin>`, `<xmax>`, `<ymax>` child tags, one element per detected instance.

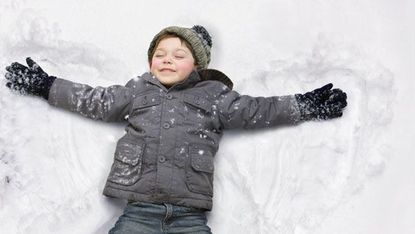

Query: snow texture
<box><xmin>1</xmin><ymin>0</ymin><xmax>414</xmax><ymax>233</ymax></box>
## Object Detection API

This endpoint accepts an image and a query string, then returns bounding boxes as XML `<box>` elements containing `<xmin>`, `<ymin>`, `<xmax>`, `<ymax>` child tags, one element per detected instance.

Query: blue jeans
<box><xmin>108</xmin><ymin>201</ymin><xmax>212</xmax><ymax>234</ymax></box>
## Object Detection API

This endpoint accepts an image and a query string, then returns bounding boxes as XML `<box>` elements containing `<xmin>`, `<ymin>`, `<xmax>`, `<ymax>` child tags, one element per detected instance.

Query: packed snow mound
<box><xmin>0</xmin><ymin>5</ymin><xmax>395</xmax><ymax>234</ymax></box>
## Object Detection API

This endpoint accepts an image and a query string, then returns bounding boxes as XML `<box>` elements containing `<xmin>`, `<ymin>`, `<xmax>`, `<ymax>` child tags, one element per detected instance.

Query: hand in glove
<box><xmin>295</xmin><ymin>83</ymin><xmax>347</xmax><ymax>121</ymax></box>
<box><xmin>4</xmin><ymin>57</ymin><xmax>56</xmax><ymax>100</ymax></box>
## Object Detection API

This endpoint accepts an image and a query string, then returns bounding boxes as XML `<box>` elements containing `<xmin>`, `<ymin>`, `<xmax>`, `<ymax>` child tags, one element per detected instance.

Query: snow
<box><xmin>1</xmin><ymin>0</ymin><xmax>414</xmax><ymax>233</ymax></box>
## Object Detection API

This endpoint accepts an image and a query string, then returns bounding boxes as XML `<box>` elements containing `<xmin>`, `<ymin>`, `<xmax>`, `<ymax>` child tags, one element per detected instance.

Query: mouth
<box><xmin>160</xmin><ymin>68</ymin><xmax>176</xmax><ymax>72</ymax></box>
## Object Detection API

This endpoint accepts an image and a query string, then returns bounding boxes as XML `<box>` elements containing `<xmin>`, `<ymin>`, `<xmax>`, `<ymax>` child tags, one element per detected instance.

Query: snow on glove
<box><xmin>295</xmin><ymin>83</ymin><xmax>347</xmax><ymax>121</ymax></box>
<box><xmin>4</xmin><ymin>57</ymin><xmax>56</xmax><ymax>100</ymax></box>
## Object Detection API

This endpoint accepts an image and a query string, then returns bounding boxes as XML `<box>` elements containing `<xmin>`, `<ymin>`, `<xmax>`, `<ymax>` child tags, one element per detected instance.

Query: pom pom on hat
<box><xmin>192</xmin><ymin>25</ymin><xmax>212</xmax><ymax>48</ymax></box>
<box><xmin>148</xmin><ymin>25</ymin><xmax>212</xmax><ymax>69</ymax></box>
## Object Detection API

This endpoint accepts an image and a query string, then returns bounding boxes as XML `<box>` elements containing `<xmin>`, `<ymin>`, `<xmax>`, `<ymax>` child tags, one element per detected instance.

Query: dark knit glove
<box><xmin>5</xmin><ymin>57</ymin><xmax>56</xmax><ymax>100</ymax></box>
<box><xmin>295</xmin><ymin>83</ymin><xmax>347</xmax><ymax>121</ymax></box>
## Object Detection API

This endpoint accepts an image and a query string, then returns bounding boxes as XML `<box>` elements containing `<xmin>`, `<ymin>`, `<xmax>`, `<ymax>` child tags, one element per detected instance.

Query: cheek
<box><xmin>150</xmin><ymin>59</ymin><xmax>160</xmax><ymax>71</ymax></box>
<box><xmin>177</xmin><ymin>61</ymin><xmax>195</xmax><ymax>73</ymax></box>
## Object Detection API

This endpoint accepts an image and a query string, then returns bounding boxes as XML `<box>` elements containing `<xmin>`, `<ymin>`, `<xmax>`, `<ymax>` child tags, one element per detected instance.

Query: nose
<box><xmin>162</xmin><ymin>56</ymin><xmax>172</xmax><ymax>64</ymax></box>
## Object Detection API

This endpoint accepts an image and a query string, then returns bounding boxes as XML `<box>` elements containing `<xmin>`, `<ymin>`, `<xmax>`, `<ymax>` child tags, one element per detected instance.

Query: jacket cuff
<box><xmin>285</xmin><ymin>94</ymin><xmax>302</xmax><ymax>124</ymax></box>
<box><xmin>42</xmin><ymin>76</ymin><xmax>57</xmax><ymax>100</ymax></box>
<box><xmin>47</xmin><ymin>78</ymin><xmax>73</xmax><ymax>107</ymax></box>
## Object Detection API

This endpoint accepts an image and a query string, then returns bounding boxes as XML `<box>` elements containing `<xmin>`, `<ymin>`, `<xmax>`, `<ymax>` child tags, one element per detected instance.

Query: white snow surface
<box><xmin>1</xmin><ymin>0</ymin><xmax>414</xmax><ymax>233</ymax></box>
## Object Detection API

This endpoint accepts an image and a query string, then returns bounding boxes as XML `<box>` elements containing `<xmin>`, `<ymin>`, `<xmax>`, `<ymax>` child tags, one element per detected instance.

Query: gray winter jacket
<box><xmin>47</xmin><ymin>70</ymin><xmax>300</xmax><ymax>210</ymax></box>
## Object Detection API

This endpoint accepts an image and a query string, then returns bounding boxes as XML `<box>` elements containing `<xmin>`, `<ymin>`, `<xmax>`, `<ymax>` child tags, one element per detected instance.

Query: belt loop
<box><xmin>163</xmin><ymin>203</ymin><xmax>173</xmax><ymax>222</ymax></box>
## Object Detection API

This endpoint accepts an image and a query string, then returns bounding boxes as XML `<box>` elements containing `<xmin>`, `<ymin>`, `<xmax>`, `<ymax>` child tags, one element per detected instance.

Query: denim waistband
<box><xmin>127</xmin><ymin>200</ymin><xmax>206</xmax><ymax>215</ymax></box>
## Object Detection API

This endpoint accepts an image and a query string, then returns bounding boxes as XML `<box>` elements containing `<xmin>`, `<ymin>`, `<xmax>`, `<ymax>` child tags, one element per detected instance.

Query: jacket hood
<box><xmin>197</xmin><ymin>69</ymin><xmax>233</xmax><ymax>90</ymax></box>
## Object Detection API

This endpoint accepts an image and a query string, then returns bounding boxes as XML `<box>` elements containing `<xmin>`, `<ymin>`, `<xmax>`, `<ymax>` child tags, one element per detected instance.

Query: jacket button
<box><xmin>159</xmin><ymin>156</ymin><xmax>166</xmax><ymax>163</ymax></box>
<box><xmin>163</xmin><ymin>123</ymin><xmax>171</xmax><ymax>129</ymax></box>
<box><xmin>166</xmin><ymin>94</ymin><xmax>173</xmax><ymax>99</ymax></box>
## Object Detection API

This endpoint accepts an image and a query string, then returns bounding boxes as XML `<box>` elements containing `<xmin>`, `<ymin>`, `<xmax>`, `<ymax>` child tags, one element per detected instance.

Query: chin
<box><xmin>159</xmin><ymin>79</ymin><xmax>175</xmax><ymax>86</ymax></box>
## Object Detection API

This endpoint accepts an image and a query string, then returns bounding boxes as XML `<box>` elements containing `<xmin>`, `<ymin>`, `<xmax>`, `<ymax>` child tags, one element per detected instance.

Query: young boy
<box><xmin>4</xmin><ymin>25</ymin><xmax>347</xmax><ymax>234</ymax></box>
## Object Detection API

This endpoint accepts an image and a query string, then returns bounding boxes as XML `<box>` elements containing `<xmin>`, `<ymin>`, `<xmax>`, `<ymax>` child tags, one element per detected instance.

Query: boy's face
<box><xmin>150</xmin><ymin>37</ymin><xmax>196</xmax><ymax>87</ymax></box>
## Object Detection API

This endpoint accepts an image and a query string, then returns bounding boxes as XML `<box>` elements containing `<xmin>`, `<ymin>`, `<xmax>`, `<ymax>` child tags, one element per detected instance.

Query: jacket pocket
<box><xmin>131</xmin><ymin>93</ymin><xmax>161</xmax><ymax>116</ymax></box>
<box><xmin>129</xmin><ymin>93</ymin><xmax>162</xmax><ymax>128</ymax></box>
<box><xmin>107</xmin><ymin>135</ymin><xmax>146</xmax><ymax>186</ymax></box>
<box><xmin>183</xmin><ymin>94</ymin><xmax>215</xmax><ymax>130</ymax></box>
<box><xmin>185</xmin><ymin>144</ymin><xmax>214</xmax><ymax>196</ymax></box>
<box><xmin>183</xmin><ymin>94</ymin><xmax>212</xmax><ymax>114</ymax></box>
<box><xmin>133</xmin><ymin>93</ymin><xmax>161</xmax><ymax>109</ymax></box>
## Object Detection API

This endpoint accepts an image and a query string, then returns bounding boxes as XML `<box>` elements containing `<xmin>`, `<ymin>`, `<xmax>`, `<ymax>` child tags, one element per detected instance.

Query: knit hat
<box><xmin>148</xmin><ymin>25</ymin><xmax>212</xmax><ymax>69</ymax></box>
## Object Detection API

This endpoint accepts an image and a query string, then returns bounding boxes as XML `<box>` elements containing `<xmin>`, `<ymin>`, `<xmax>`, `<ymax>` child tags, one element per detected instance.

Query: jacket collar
<box><xmin>141</xmin><ymin>71</ymin><xmax>201</xmax><ymax>91</ymax></box>
<box><xmin>141</xmin><ymin>68</ymin><xmax>233</xmax><ymax>91</ymax></box>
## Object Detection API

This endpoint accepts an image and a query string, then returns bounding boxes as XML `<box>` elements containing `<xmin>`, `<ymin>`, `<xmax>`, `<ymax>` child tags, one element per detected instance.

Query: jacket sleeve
<box><xmin>216</xmin><ymin>88</ymin><xmax>301</xmax><ymax>129</ymax></box>
<box><xmin>47</xmin><ymin>78</ymin><xmax>133</xmax><ymax>122</ymax></box>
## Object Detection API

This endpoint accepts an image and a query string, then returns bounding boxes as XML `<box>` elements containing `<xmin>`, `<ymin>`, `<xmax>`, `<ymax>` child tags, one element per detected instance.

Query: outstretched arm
<box><xmin>217</xmin><ymin>90</ymin><xmax>301</xmax><ymax>129</ymax></box>
<box><xmin>4</xmin><ymin>57</ymin><xmax>133</xmax><ymax>122</ymax></box>
<box><xmin>217</xmin><ymin>82</ymin><xmax>347</xmax><ymax>130</ymax></box>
